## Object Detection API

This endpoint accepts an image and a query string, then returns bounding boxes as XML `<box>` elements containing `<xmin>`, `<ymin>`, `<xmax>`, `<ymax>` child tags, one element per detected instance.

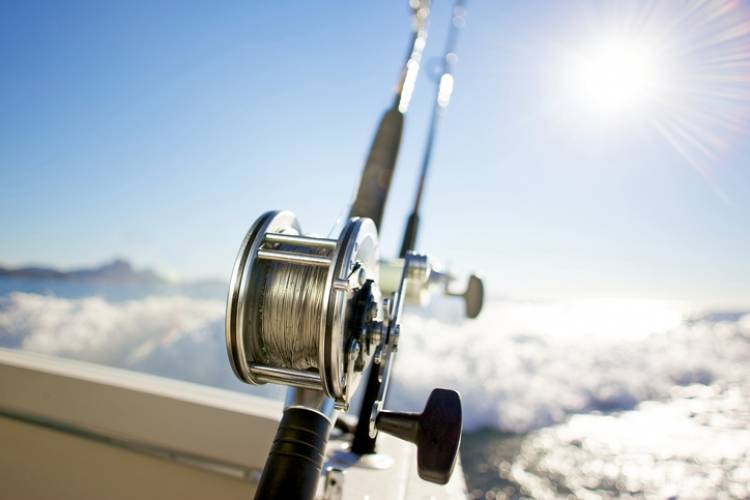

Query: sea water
<box><xmin>1</xmin><ymin>279</ymin><xmax>748</xmax><ymax>498</ymax></box>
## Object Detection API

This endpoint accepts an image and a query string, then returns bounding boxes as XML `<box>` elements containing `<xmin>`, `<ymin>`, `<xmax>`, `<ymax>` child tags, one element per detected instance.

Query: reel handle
<box><xmin>379</xmin><ymin>257</ymin><xmax>485</xmax><ymax>319</ymax></box>
<box><xmin>464</xmin><ymin>274</ymin><xmax>484</xmax><ymax>319</ymax></box>
<box><xmin>446</xmin><ymin>273</ymin><xmax>484</xmax><ymax>319</ymax></box>
<box><xmin>375</xmin><ymin>388</ymin><xmax>462</xmax><ymax>485</ymax></box>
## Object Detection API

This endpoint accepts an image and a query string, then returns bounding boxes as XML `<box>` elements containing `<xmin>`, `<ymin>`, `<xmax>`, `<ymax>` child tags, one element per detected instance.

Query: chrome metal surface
<box><xmin>396</xmin><ymin>0</ymin><xmax>430</xmax><ymax>113</ymax></box>
<box><xmin>409</xmin><ymin>0</ymin><xmax>465</xmax><ymax>215</ymax></box>
<box><xmin>333</xmin><ymin>278</ymin><xmax>350</xmax><ymax>292</ymax></box>
<box><xmin>321</xmin><ymin>467</ymin><xmax>344</xmax><ymax>500</ymax></box>
<box><xmin>263</xmin><ymin>232</ymin><xmax>338</xmax><ymax>249</ymax></box>
<box><xmin>220</xmin><ymin>0</ymin><xmax>477</xmax><ymax>491</ymax></box>
<box><xmin>285</xmin><ymin>388</ymin><xmax>335</xmax><ymax>419</ymax></box>
<box><xmin>367</xmin><ymin>252</ymin><xmax>414</xmax><ymax>438</ymax></box>
<box><xmin>321</xmin><ymin>217</ymin><xmax>379</xmax><ymax>403</ymax></box>
<box><xmin>378</xmin><ymin>256</ymin><xmax>483</xmax><ymax>318</ymax></box>
<box><xmin>256</xmin><ymin>249</ymin><xmax>332</xmax><ymax>267</ymax></box>
<box><xmin>250</xmin><ymin>365</ymin><xmax>322</xmax><ymax>390</ymax></box>
<box><xmin>226</xmin><ymin>210</ymin><xmax>301</xmax><ymax>384</ymax></box>
<box><xmin>226</xmin><ymin>211</ymin><xmax>380</xmax><ymax>404</ymax></box>
<box><xmin>406</xmin><ymin>253</ymin><xmax>431</xmax><ymax>283</ymax></box>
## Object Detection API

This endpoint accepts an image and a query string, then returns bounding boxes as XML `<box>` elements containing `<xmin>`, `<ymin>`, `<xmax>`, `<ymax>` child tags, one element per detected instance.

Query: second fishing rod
<box><xmin>352</xmin><ymin>0</ymin><xmax>470</xmax><ymax>456</ymax></box>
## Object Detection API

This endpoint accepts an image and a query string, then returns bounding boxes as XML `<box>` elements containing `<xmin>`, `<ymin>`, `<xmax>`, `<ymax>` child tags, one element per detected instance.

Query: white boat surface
<box><xmin>0</xmin><ymin>348</ymin><xmax>467</xmax><ymax>499</ymax></box>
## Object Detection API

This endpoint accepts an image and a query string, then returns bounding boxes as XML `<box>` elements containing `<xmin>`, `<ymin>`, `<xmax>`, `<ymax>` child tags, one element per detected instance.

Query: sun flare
<box><xmin>572</xmin><ymin>38</ymin><xmax>663</xmax><ymax>117</ymax></box>
<box><xmin>555</xmin><ymin>0</ymin><xmax>750</xmax><ymax>175</ymax></box>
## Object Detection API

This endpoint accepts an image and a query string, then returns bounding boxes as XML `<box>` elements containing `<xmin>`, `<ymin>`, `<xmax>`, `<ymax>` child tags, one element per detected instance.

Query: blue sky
<box><xmin>2</xmin><ymin>1</ymin><xmax>749</xmax><ymax>307</ymax></box>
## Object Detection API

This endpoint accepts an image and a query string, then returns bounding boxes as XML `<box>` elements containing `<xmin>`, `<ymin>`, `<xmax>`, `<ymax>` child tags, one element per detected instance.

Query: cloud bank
<box><xmin>2</xmin><ymin>291</ymin><xmax>748</xmax><ymax>432</ymax></box>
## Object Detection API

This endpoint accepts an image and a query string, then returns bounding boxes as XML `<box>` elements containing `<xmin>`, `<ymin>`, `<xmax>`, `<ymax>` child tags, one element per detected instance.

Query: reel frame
<box><xmin>225</xmin><ymin>210</ymin><xmax>379</xmax><ymax>406</ymax></box>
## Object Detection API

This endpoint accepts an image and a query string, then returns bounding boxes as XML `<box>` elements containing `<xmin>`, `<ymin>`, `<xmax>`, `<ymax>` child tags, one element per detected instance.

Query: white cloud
<box><xmin>2</xmin><ymin>292</ymin><xmax>748</xmax><ymax>433</ymax></box>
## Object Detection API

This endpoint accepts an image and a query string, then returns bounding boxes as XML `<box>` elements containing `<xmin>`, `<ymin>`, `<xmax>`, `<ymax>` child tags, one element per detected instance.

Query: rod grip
<box><xmin>254</xmin><ymin>407</ymin><xmax>332</xmax><ymax>500</ymax></box>
<box><xmin>349</xmin><ymin>106</ymin><xmax>405</xmax><ymax>229</ymax></box>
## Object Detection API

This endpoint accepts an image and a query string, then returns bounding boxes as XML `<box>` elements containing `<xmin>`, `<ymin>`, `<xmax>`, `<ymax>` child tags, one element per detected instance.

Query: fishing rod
<box><xmin>398</xmin><ymin>0</ymin><xmax>485</xmax><ymax>321</ymax></box>
<box><xmin>348</xmin><ymin>0</ymin><xmax>429</xmax><ymax>228</ymax></box>
<box><xmin>225</xmin><ymin>2</ymin><xmax>480</xmax><ymax>498</ymax></box>
<box><xmin>350</xmin><ymin>0</ymin><xmax>482</xmax><ymax>459</ymax></box>
<box><xmin>399</xmin><ymin>0</ymin><xmax>466</xmax><ymax>257</ymax></box>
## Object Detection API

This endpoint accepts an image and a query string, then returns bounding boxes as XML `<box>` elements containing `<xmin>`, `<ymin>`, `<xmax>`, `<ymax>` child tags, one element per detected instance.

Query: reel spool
<box><xmin>226</xmin><ymin>210</ymin><xmax>379</xmax><ymax>407</ymax></box>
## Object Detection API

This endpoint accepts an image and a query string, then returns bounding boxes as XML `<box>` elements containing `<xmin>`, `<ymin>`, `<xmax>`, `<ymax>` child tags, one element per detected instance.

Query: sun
<box><xmin>568</xmin><ymin>37</ymin><xmax>664</xmax><ymax>119</ymax></box>
<box><xmin>553</xmin><ymin>0</ymin><xmax>750</xmax><ymax>174</ymax></box>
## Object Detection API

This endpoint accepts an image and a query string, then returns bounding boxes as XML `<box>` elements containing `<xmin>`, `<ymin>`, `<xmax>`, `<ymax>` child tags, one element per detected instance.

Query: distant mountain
<box><xmin>0</xmin><ymin>259</ymin><xmax>166</xmax><ymax>285</ymax></box>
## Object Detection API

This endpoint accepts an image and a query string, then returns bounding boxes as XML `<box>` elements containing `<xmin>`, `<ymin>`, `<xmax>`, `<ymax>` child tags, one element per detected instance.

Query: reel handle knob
<box><xmin>444</xmin><ymin>272</ymin><xmax>484</xmax><ymax>319</ymax></box>
<box><xmin>374</xmin><ymin>388</ymin><xmax>462</xmax><ymax>485</ymax></box>
<box><xmin>463</xmin><ymin>273</ymin><xmax>484</xmax><ymax>319</ymax></box>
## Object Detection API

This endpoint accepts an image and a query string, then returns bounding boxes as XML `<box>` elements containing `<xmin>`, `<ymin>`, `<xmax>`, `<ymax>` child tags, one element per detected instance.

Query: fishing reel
<box><xmin>225</xmin><ymin>210</ymin><xmax>380</xmax><ymax>408</ymax></box>
<box><xmin>379</xmin><ymin>256</ymin><xmax>485</xmax><ymax>318</ymax></box>
<box><xmin>226</xmin><ymin>210</ymin><xmax>467</xmax><ymax>485</ymax></box>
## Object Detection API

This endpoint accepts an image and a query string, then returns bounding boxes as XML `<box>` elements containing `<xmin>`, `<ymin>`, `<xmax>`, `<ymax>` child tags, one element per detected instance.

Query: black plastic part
<box><xmin>254</xmin><ymin>407</ymin><xmax>332</xmax><ymax>500</ymax></box>
<box><xmin>347</xmin><ymin>279</ymin><xmax>376</xmax><ymax>370</ymax></box>
<box><xmin>350</xmin><ymin>364</ymin><xmax>380</xmax><ymax>454</ymax></box>
<box><xmin>348</xmin><ymin>282</ymin><xmax>390</xmax><ymax>455</ymax></box>
<box><xmin>398</xmin><ymin>212</ymin><xmax>420</xmax><ymax>257</ymax></box>
<box><xmin>375</xmin><ymin>388</ymin><xmax>463</xmax><ymax>485</ymax></box>
<box><xmin>334</xmin><ymin>413</ymin><xmax>357</xmax><ymax>435</ymax></box>
<box><xmin>464</xmin><ymin>274</ymin><xmax>484</xmax><ymax>319</ymax></box>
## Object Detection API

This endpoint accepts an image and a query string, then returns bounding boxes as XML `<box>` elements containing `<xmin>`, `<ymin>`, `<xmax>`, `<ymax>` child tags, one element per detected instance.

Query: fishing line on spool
<box><xmin>254</xmin><ymin>244</ymin><xmax>328</xmax><ymax>370</ymax></box>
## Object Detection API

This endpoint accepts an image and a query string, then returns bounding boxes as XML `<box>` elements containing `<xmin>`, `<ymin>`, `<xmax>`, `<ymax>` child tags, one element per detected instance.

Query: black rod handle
<box><xmin>254</xmin><ymin>407</ymin><xmax>332</xmax><ymax>500</ymax></box>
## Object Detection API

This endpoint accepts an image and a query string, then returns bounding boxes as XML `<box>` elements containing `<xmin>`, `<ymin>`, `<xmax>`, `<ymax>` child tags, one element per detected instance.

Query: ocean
<box><xmin>1</xmin><ymin>279</ymin><xmax>748</xmax><ymax>499</ymax></box>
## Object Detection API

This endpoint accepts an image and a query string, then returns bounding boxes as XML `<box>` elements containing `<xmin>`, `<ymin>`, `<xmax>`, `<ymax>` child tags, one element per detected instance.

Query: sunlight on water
<box><xmin>393</xmin><ymin>296</ymin><xmax>724</xmax><ymax>433</ymax></box>
<box><xmin>507</xmin><ymin>384</ymin><xmax>750</xmax><ymax>499</ymax></box>
<box><xmin>1</xmin><ymin>285</ymin><xmax>748</xmax><ymax>498</ymax></box>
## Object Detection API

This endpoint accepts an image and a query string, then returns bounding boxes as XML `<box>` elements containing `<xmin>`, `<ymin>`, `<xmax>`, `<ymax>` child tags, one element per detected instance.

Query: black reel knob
<box><xmin>464</xmin><ymin>274</ymin><xmax>484</xmax><ymax>319</ymax></box>
<box><xmin>374</xmin><ymin>388</ymin><xmax>462</xmax><ymax>484</ymax></box>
